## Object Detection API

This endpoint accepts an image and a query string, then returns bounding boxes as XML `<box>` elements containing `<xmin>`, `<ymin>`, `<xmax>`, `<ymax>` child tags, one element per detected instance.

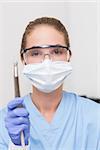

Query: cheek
<box><xmin>52</xmin><ymin>56</ymin><xmax>67</xmax><ymax>61</ymax></box>
<box><xmin>58</xmin><ymin>51</ymin><xmax>71</xmax><ymax>62</ymax></box>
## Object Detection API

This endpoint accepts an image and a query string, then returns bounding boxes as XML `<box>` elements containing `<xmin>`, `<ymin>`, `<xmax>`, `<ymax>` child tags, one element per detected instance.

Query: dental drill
<box><xmin>14</xmin><ymin>62</ymin><xmax>25</xmax><ymax>149</ymax></box>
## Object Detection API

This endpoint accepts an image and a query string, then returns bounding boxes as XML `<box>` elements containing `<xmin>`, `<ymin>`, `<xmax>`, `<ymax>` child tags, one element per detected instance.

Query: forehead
<box><xmin>26</xmin><ymin>25</ymin><xmax>66</xmax><ymax>48</ymax></box>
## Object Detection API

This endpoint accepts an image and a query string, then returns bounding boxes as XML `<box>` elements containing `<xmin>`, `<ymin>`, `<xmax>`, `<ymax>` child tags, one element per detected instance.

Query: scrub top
<box><xmin>0</xmin><ymin>91</ymin><xmax>100</xmax><ymax>150</ymax></box>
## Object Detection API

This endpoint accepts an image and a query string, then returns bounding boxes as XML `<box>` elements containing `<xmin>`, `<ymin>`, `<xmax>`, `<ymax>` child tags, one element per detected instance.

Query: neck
<box><xmin>31</xmin><ymin>86</ymin><xmax>63</xmax><ymax>122</ymax></box>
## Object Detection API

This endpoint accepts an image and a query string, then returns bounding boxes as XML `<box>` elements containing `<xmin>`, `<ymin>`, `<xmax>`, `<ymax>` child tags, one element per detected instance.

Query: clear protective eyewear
<box><xmin>21</xmin><ymin>44</ymin><xmax>71</xmax><ymax>63</ymax></box>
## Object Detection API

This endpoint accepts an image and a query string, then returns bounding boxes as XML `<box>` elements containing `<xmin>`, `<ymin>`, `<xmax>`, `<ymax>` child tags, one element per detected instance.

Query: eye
<box><xmin>53</xmin><ymin>48</ymin><xmax>63</xmax><ymax>55</ymax></box>
<box><xmin>29</xmin><ymin>49</ymin><xmax>41</xmax><ymax>56</ymax></box>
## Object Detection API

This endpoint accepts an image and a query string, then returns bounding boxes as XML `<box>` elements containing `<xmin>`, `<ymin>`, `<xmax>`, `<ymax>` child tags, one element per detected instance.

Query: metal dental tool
<box><xmin>14</xmin><ymin>62</ymin><xmax>25</xmax><ymax>149</ymax></box>
<box><xmin>14</xmin><ymin>62</ymin><xmax>20</xmax><ymax>97</ymax></box>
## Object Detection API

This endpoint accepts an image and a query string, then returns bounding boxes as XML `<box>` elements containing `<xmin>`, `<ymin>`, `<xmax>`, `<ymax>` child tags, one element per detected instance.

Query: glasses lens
<box><xmin>24</xmin><ymin>45</ymin><xmax>68</xmax><ymax>63</ymax></box>
<box><xmin>51</xmin><ymin>47</ymin><xmax>67</xmax><ymax>56</ymax></box>
<box><xmin>24</xmin><ymin>48</ymin><xmax>43</xmax><ymax>63</ymax></box>
<box><xmin>27</xmin><ymin>48</ymin><xmax>42</xmax><ymax>57</ymax></box>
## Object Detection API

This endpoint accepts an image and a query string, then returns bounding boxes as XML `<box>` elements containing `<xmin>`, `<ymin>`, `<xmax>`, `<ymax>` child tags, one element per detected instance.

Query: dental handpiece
<box><xmin>14</xmin><ymin>62</ymin><xmax>25</xmax><ymax>149</ymax></box>
<box><xmin>14</xmin><ymin>62</ymin><xmax>20</xmax><ymax>97</ymax></box>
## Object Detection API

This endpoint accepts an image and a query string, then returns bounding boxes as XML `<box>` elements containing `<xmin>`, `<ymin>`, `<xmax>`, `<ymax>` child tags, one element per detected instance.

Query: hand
<box><xmin>5</xmin><ymin>97</ymin><xmax>30</xmax><ymax>146</ymax></box>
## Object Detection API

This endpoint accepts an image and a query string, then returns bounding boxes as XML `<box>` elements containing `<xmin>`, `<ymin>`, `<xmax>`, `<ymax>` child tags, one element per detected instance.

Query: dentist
<box><xmin>0</xmin><ymin>17</ymin><xmax>100</xmax><ymax>150</ymax></box>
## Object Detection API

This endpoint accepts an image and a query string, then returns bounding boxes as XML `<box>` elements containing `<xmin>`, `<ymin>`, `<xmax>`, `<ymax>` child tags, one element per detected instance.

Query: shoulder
<box><xmin>0</xmin><ymin>107</ymin><xmax>7</xmax><ymax>121</ymax></box>
<box><xmin>63</xmin><ymin>90</ymin><xmax>100</xmax><ymax>108</ymax></box>
<box><xmin>0</xmin><ymin>107</ymin><xmax>7</xmax><ymax>129</ymax></box>
<box><xmin>63</xmin><ymin>91</ymin><xmax>100</xmax><ymax>124</ymax></box>
<box><xmin>0</xmin><ymin>107</ymin><xmax>10</xmax><ymax>144</ymax></box>
<box><xmin>0</xmin><ymin>94</ymin><xmax>30</xmax><ymax>116</ymax></box>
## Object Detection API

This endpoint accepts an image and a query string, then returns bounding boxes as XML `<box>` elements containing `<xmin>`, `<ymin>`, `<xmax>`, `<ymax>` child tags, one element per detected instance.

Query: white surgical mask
<box><xmin>22</xmin><ymin>59</ymin><xmax>72</xmax><ymax>93</ymax></box>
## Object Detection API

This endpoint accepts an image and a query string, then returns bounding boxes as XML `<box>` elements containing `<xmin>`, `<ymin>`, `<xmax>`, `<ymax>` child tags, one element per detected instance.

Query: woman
<box><xmin>0</xmin><ymin>17</ymin><xmax>100</xmax><ymax>150</ymax></box>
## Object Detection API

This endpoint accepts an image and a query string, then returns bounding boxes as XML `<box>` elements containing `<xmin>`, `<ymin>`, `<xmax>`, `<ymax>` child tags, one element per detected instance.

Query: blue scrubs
<box><xmin>0</xmin><ymin>91</ymin><xmax>100</xmax><ymax>150</ymax></box>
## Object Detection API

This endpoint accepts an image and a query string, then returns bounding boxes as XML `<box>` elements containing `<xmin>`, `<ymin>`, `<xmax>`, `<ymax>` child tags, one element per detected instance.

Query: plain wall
<box><xmin>0</xmin><ymin>1</ymin><xmax>99</xmax><ymax>107</ymax></box>
<box><xmin>97</xmin><ymin>1</ymin><xmax>100</xmax><ymax>99</ymax></box>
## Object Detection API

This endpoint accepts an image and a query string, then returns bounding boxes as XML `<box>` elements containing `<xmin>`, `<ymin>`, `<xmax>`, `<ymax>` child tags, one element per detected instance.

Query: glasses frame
<box><xmin>21</xmin><ymin>44</ymin><xmax>71</xmax><ymax>56</ymax></box>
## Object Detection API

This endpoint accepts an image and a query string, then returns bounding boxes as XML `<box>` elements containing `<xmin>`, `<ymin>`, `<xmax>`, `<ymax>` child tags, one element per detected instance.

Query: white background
<box><xmin>0</xmin><ymin>1</ymin><xmax>99</xmax><ymax>107</ymax></box>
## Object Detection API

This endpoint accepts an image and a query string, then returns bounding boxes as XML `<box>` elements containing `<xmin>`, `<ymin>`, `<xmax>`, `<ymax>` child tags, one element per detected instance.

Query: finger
<box><xmin>10</xmin><ymin>117</ymin><xmax>30</xmax><ymax>125</ymax></box>
<box><xmin>7</xmin><ymin>108</ymin><xmax>29</xmax><ymax>117</ymax></box>
<box><xmin>13</xmin><ymin>108</ymin><xmax>29</xmax><ymax>117</ymax></box>
<box><xmin>8</xmin><ymin>124</ymin><xmax>29</xmax><ymax>135</ymax></box>
<box><xmin>8</xmin><ymin>98</ymin><xmax>24</xmax><ymax>110</ymax></box>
